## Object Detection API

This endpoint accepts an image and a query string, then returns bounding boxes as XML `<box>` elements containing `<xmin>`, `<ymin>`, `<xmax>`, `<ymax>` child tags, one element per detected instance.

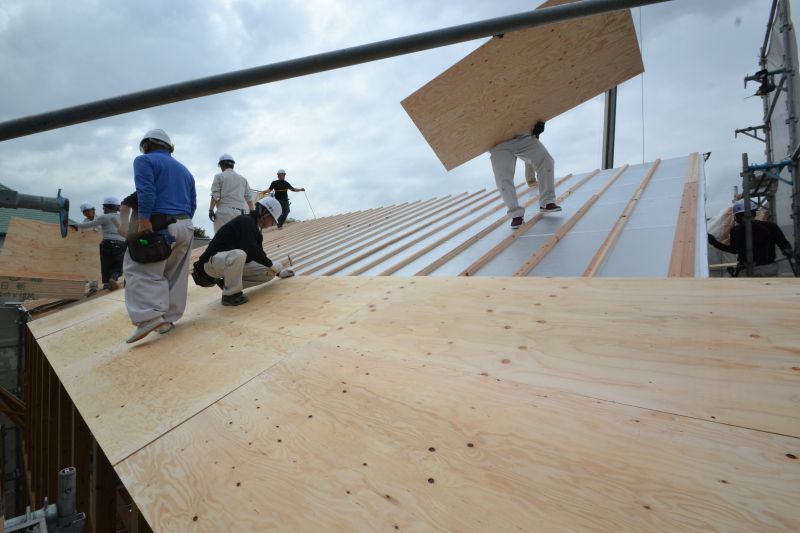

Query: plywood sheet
<box><xmin>32</xmin><ymin>276</ymin><xmax>391</xmax><ymax>464</ymax></box>
<box><xmin>0</xmin><ymin>218</ymin><xmax>101</xmax><ymax>282</ymax></box>
<box><xmin>313</xmin><ymin>277</ymin><xmax>800</xmax><ymax>438</ymax></box>
<box><xmin>117</xmin><ymin>342</ymin><xmax>800</xmax><ymax>532</ymax></box>
<box><xmin>401</xmin><ymin>1</ymin><xmax>643</xmax><ymax>169</ymax></box>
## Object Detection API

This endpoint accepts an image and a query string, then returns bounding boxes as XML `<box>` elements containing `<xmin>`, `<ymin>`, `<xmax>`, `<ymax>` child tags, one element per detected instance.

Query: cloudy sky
<box><xmin>0</xmin><ymin>0</ymin><xmax>793</xmax><ymax>235</ymax></box>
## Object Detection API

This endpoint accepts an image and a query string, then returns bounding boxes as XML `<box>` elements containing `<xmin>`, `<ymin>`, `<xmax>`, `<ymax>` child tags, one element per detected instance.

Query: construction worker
<box><xmin>489</xmin><ymin>121</ymin><xmax>561</xmax><ymax>229</ymax></box>
<box><xmin>264</xmin><ymin>169</ymin><xmax>305</xmax><ymax>229</ymax></box>
<box><xmin>124</xmin><ymin>129</ymin><xmax>197</xmax><ymax>343</ymax></box>
<box><xmin>79</xmin><ymin>202</ymin><xmax>96</xmax><ymax>222</ymax></box>
<box><xmin>71</xmin><ymin>196</ymin><xmax>126</xmax><ymax>290</ymax></box>
<box><xmin>208</xmin><ymin>154</ymin><xmax>255</xmax><ymax>233</ymax></box>
<box><xmin>708</xmin><ymin>199</ymin><xmax>793</xmax><ymax>277</ymax></box>
<box><xmin>194</xmin><ymin>197</ymin><xmax>293</xmax><ymax>306</ymax></box>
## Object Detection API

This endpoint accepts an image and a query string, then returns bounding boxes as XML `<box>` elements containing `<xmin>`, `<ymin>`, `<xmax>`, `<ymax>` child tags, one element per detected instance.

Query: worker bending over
<box><xmin>194</xmin><ymin>197</ymin><xmax>294</xmax><ymax>306</ymax></box>
<box><xmin>708</xmin><ymin>199</ymin><xmax>793</xmax><ymax>276</ymax></box>
<box><xmin>208</xmin><ymin>154</ymin><xmax>254</xmax><ymax>233</ymax></box>
<box><xmin>72</xmin><ymin>196</ymin><xmax>126</xmax><ymax>290</ymax></box>
<box><xmin>263</xmin><ymin>168</ymin><xmax>305</xmax><ymax>229</ymax></box>
<box><xmin>489</xmin><ymin>121</ymin><xmax>561</xmax><ymax>229</ymax></box>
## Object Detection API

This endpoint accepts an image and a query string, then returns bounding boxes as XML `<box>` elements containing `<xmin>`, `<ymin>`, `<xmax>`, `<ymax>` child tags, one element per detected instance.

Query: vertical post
<box><xmin>742</xmin><ymin>153</ymin><xmax>756</xmax><ymax>276</ymax></box>
<box><xmin>602</xmin><ymin>87</ymin><xmax>618</xmax><ymax>170</ymax></box>
<box><xmin>779</xmin><ymin>0</ymin><xmax>800</xmax><ymax>259</ymax></box>
<box><xmin>74</xmin><ymin>410</ymin><xmax>91</xmax><ymax>532</ymax></box>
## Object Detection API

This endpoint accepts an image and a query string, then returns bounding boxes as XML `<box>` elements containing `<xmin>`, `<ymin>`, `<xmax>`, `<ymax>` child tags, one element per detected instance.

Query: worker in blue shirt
<box><xmin>124</xmin><ymin>129</ymin><xmax>197</xmax><ymax>343</ymax></box>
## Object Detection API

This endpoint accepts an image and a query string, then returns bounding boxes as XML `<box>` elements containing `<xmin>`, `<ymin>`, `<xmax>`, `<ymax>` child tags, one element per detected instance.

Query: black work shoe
<box><xmin>510</xmin><ymin>216</ymin><xmax>524</xmax><ymax>229</ymax></box>
<box><xmin>539</xmin><ymin>203</ymin><xmax>562</xmax><ymax>212</ymax></box>
<box><xmin>221</xmin><ymin>292</ymin><xmax>249</xmax><ymax>306</ymax></box>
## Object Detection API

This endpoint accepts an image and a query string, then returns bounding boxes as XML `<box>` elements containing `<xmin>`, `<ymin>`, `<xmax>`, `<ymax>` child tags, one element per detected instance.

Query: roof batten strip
<box><xmin>583</xmin><ymin>159</ymin><xmax>661</xmax><ymax>277</ymax></box>
<box><xmin>668</xmin><ymin>153</ymin><xmax>700</xmax><ymax>277</ymax></box>
<box><xmin>514</xmin><ymin>165</ymin><xmax>630</xmax><ymax>277</ymax></box>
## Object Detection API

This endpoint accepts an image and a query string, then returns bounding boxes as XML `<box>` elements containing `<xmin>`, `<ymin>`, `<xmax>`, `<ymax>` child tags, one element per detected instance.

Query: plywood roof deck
<box><xmin>29</xmin><ymin>277</ymin><xmax>800</xmax><ymax>531</ymax></box>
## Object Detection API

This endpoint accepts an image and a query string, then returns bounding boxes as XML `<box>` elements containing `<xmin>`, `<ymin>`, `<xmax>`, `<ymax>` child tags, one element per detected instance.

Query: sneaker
<box><xmin>539</xmin><ymin>203</ymin><xmax>562</xmax><ymax>212</ymax></box>
<box><xmin>221</xmin><ymin>292</ymin><xmax>249</xmax><ymax>306</ymax></box>
<box><xmin>510</xmin><ymin>216</ymin><xmax>524</xmax><ymax>229</ymax></box>
<box><xmin>158</xmin><ymin>322</ymin><xmax>175</xmax><ymax>334</ymax></box>
<box><xmin>126</xmin><ymin>316</ymin><xmax>167</xmax><ymax>344</ymax></box>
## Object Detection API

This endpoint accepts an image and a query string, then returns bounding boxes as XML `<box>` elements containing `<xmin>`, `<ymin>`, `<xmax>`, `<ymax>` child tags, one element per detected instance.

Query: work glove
<box><xmin>208</xmin><ymin>209</ymin><xmax>216</xmax><ymax>222</ymax></box>
<box><xmin>531</xmin><ymin>121</ymin><xmax>546</xmax><ymax>138</ymax></box>
<box><xmin>278</xmin><ymin>268</ymin><xmax>295</xmax><ymax>279</ymax></box>
<box><xmin>269</xmin><ymin>260</ymin><xmax>284</xmax><ymax>276</ymax></box>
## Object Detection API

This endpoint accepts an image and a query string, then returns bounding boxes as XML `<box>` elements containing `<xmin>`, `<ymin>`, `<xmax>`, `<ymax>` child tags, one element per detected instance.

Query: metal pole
<box><xmin>0</xmin><ymin>0</ymin><xmax>670</xmax><ymax>142</ymax></box>
<box><xmin>742</xmin><ymin>154</ymin><xmax>755</xmax><ymax>277</ymax></box>
<box><xmin>778</xmin><ymin>0</ymin><xmax>800</xmax><ymax>262</ymax></box>
<box><xmin>602</xmin><ymin>87</ymin><xmax>618</xmax><ymax>169</ymax></box>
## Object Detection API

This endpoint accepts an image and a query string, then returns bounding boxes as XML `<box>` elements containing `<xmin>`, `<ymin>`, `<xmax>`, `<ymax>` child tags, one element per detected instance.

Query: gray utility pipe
<box><xmin>0</xmin><ymin>0</ymin><xmax>669</xmax><ymax>142</ymax></box>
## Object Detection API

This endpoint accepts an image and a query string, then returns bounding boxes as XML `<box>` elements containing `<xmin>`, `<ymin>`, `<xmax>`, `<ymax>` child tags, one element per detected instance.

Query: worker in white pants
<box><xmin>195</xmin><ymin>197</ymin><xmax>293</xmax><ymax>306</ymax></box>
<box><xmin>489</xmin><ymin>121</ymin><xmax>561</xmax><ymax>229</ymax></box>
<box><xmin>124</xmin><ymin>217</ymin><xmax>194</xmax><ymax>325</ymax></box>
<box><xmin>124</xmin><ymin>129</ymin><xmax>197</xmax><ymax>344</ymax></box>
<box><xmin>203</xmin><ymin>249</ymin><xmax>277</xmax><ymax>295</ymax></box>
<box><xmin>209</xmin><ymin>154</ymin><xmax>254</xmax><ymax>233</ymax></box>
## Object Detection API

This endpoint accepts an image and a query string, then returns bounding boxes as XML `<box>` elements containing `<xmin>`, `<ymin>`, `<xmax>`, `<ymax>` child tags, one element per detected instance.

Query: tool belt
<box><xmin>191</xmin><ymin>260</ymin><xmax>218</xmax><ymax>287</ymax></box>
<box><xmin>128</xmin><ymin>232</ymin><xmax>173</xmax><ymax>264</ymax></box>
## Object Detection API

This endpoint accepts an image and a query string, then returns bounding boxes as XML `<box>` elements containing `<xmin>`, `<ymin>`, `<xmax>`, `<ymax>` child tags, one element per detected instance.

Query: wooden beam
<box><xmin>514</xmin><ymin>164</ymin><xmax>631</xmax><ymax>276</ymax></box>
<box><xmin>459</xmin><ymin>170</ymin><xmax>601</xmax><ymax>276</ymax></box>
<box><xmin>668</xmin><ymin>152</ymin><xmax>701</xmax><ymax>277</ymax></box>
<box><xmin>583</xmin><ymin>160</ymin><xmax>661</xmax><ymax>276</ymax></box>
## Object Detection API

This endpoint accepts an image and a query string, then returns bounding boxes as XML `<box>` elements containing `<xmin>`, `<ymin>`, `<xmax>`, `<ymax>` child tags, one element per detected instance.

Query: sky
<box><xmin>0</xmin><ymin>0</ymin><xmax>793</xmax><ymax>236</ymax></box>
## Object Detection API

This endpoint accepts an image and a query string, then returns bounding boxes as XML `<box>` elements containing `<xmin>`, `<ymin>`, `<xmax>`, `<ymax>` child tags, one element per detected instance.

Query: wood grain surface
<box><xmin>401</xmin><ymin>1</ymin><xmax>643</xmax><ymax>169</ymax></box>
<box><xmin>31</xmin><ymin>276</ymin><xmax>800</xmax><ymax>531</ymax></box>
<box><xmin>0</xmin><ymin>218</ymin><xmax>102</xmax><ymax>282</ymax></box>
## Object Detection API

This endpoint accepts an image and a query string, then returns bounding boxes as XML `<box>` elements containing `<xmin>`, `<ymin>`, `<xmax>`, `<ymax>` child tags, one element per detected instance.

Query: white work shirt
<box><xmin>211</xmin><ymin>169</ymin><xmax>253</xmax><ymax>211</ymax></box>
<box><xmin>75</xmin><ymin>213</ymin><xmax>124</xmax><ymax>241</ymax></box>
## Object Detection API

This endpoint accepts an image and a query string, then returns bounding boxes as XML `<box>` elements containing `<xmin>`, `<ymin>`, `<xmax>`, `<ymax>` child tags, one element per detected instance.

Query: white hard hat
<box><xmin>256</xmin><ymin>196</ymin><xmax>282</xmax><ymax>222</ymax></box>
<box><xmin>79</xmin><ymin>202</ymin><xmax>95</xmax><ymax>212</ymax></box>
<box><xmin>102</xmin><ymin>196</ymin><xmax>120</xmax><ymax>206</ymax></box>
<box><xmin>277</xmin><ymin>168</ymin><xmax>286</xmax><ymax>175</ymax></box>
<box><xmin>732</xmin><ymin>199</ymin><xmax>757</xmax><ymax>215</ymax></box>
<box><xmin>139</xmin><ymin>129</ymin><xmax>174</xmax><ymax>153</ymax></box>
<box><xmin>219</xmin><ymin>154</ymin><xmax>235</xmax><ymax>164</ymax></box>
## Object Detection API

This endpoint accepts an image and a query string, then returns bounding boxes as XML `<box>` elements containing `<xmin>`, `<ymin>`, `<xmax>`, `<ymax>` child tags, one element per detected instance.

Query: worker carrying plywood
<box><xmin>707</xmin><ymin>199</ymin><xmax>794</xmax><ymax>277</ymax></box>
<box><xmin>208</xmin><ymin>153</ymin><xmax>255</xmax><ymax>233</ymax></box>
<box><xmin>192</xmin><ymin>196</ymin><xmax>294</xmax><ymax>306</ymax></box>
<box><xmin>70</xmin><ymin>196</ymin><xmax>126</xmax><ymax>290</ymax></box>
<box><xmin>490</xmin><ymin>121</ymin><xmax>561</xmax><ymax>229</ymax></box>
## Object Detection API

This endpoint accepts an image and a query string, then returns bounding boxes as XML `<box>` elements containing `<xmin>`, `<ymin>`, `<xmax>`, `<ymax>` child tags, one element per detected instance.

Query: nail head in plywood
<box><xmin>401</xmin><ymin>3</ymin><xmax>643</xmax><ymax>170</ymax></box>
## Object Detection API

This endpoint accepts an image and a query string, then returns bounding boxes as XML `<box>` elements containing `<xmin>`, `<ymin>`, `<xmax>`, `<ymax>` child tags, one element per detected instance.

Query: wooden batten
<box><xmin>668</xmin><ymin>153</ymin><xmax>701</xmax><ymax>277</ymax></box>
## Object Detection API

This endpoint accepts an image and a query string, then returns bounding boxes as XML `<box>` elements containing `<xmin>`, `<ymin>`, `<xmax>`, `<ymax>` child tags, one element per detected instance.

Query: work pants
<box><xmin>203</xmin><ymin>249</ymin><xmax>276</xmax><ymax>295</ymax></box>
<box><xmin>490</xmin><ymin>134</ymin><xmax>556</xmax><ymax>219</ymax></box>
<box><xmin>123</xmin><ymin>218</ymin><xmax>194</xmax><ymax>325</ymax></box>
<box><xmin>277</xmin><ymin>199</ymin><xmax>290</xmax><ymax>227</ymax></box>
<box><xmin>213</xmin><ymin>206</ymin><xmax>247</xmax><ymax>233</ymax></box>
<box><xmin>99</xmin><ymin>239</ymin><xmax>126</xmax><ymax>283</ymax></box>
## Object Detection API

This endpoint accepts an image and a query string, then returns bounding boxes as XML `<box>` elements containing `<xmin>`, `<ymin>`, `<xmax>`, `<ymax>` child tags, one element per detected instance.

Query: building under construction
<box><xmin>0</xmin><ymin>0</ymin><xmax>798</xmax><ymax>531</ymax></box>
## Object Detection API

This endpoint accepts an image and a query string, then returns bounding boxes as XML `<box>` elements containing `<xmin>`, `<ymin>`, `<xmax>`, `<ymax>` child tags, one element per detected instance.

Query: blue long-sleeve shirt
<box><xmin>133</xmin><ymin>149</ymin><xmax>197</xmax><ymax>219</ymax></box>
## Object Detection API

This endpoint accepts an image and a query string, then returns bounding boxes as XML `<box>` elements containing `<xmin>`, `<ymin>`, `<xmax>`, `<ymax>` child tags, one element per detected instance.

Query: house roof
<box><xmin>263</xmin><ymin>154</ymin><xmax>708</xmax><ymax>277</ymax></box>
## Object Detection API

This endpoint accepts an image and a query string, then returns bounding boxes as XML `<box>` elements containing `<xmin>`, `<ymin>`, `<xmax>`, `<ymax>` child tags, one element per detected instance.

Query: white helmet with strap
<box><xmin>256</xmin><ymin>196</ymin><xmax>282</xmax><ymax>221</ymax></box>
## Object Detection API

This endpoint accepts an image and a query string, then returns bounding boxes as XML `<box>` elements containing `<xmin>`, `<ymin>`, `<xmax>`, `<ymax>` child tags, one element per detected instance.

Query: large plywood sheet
<box><xmin>117</xmin><ymin>342</ymin><xmax>799</xmax><ymax>532</ymax></box>
<box><xmin>0</xmin><ymin>218</ymin><xmax>101</xmax><ymax>282</ymax></box>
<box><xmin>402</xmin><ymin>1</ymin><xmax>643</xmax><ymax>169</ymax></box>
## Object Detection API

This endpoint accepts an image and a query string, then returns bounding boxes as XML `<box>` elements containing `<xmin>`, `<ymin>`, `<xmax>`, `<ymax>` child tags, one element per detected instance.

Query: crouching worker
<box><xmin>71</xmin><ymin>196</ymin><xmax>126</xmax><ymax>290</ymax></box>
<box><xmin>193</xmin><ymin>197</ymin><xmax>294</xmax><ymax>306</ymax></box>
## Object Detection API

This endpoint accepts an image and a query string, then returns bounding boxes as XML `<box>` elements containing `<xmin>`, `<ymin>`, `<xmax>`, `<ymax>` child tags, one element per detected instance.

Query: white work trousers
<box><xmin>213</xmin><ymin>207</ymin><xmax>246</xmax><ymax>233</ymax></box>
<box><xmin>490</xmin><ymin>134</ymin><xmax>556</xmax><ymax>219</ymax></box>
<box><xmin>124</xmin><ymin>218</ymin><xmax>194</xmax><ymax>325</ymax></box>
<box><xmin>203</xmin><ymin>249</ymin><xmax>276</xmax><ymax>296</ymax></box>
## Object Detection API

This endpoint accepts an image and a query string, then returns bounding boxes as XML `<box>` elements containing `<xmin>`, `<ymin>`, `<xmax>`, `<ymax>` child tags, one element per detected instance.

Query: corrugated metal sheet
<box><xmin>263</xmin><ymin>154</ymin><xmax>707</xmax><ymax>277</ymax></box>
